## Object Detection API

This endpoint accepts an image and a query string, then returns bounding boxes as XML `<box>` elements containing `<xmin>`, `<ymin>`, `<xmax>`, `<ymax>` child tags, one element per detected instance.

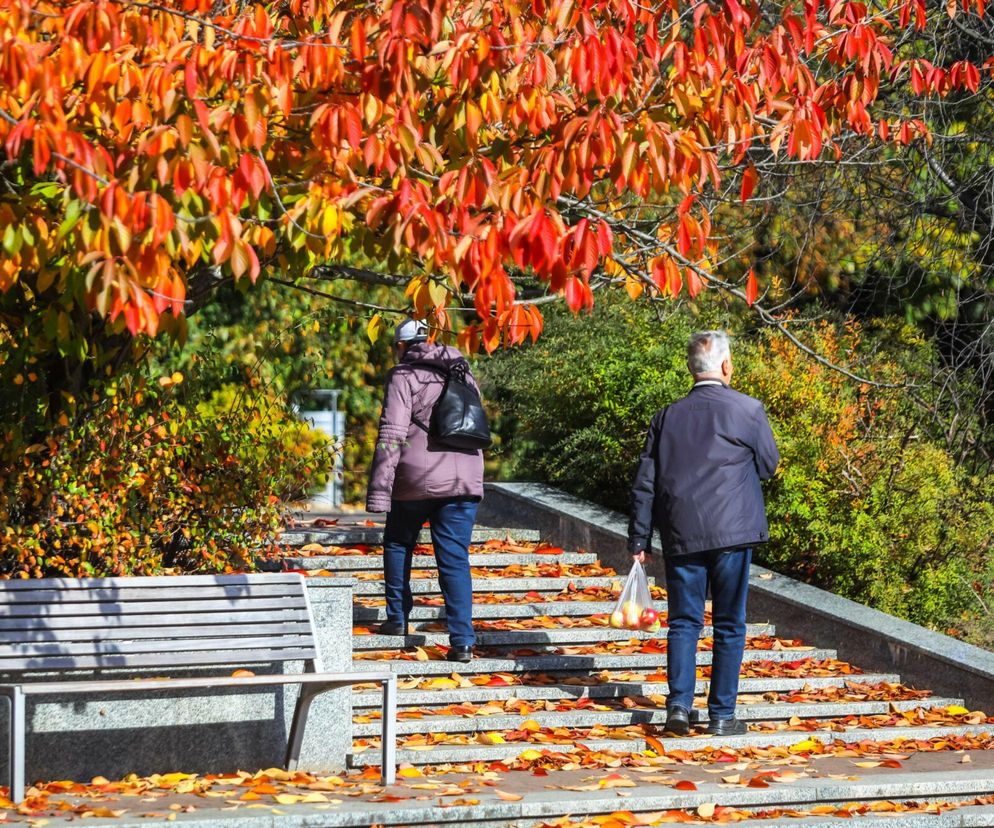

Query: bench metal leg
<box><xmin>380</xmin><ymin>676</ymin><xmax>396</xmax><ymax>786</ymax></box>
<box><xmin>6</xmin><ymin>687</ymin><xmax>25</xmax><ymax>805</ymax></box>
<box><xmin>284</xmin><ymin>685</ymin><xmax>321</xmax><ymax>771</ymax></box>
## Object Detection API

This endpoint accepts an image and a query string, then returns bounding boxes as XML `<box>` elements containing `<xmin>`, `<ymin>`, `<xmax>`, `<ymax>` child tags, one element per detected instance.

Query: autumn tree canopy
<box><xmin>1</xmin><ymin>0</ymin><xmax>991</xmax><ymax>384</ymax></box>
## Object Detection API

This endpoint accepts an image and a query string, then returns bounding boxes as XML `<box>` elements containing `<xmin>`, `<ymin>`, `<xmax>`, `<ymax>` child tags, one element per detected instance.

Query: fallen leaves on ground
<box><xmin>350</xmin><ymin>661</ymin><xmax>868</xmax><ymax>694</ymax></box>
<box><xmin>353</xmin><ymin>635</ymin><xmax>816</xmax><ymax>661</ymax></box>
<box><xmin>285</xmin><ymin>540</ymin><xmax>569</xmax><ymax>558</ymax></box>
<box><xmin>353</xmin><ymin>703</ymin><xmax>989</xmax><ymax>750</ymax></box>
<box><xmin>351</xmin><ymin>683</ymin><xmax>942</xmax><ymax>724</ymax></box>
<box><xmin>749</xmin><ymin>705</ymin><xmax>994</xmax><ymax>732</ymax></box>
<box><xmin>348</xmin><ymin>562</ymin><xmax>618</xmax><ymax>582</ymax></box>
<box><xmin>531</xmin><ymin>796</ymin><xmax>994</xmax><ymax>827</ymax></box>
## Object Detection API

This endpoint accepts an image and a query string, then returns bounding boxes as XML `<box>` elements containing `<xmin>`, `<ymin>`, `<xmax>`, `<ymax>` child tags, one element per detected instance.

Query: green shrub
<box><xmin>481</xmin><ymin>298</ymin><xmax>701</xmax><ymax>510</ymax></box>
<box><xmin>0</xmin><ymin>373</ymin><xmax>334</xmax><ymax>578</ymax></box>
<box><xmin>164</xmin><ymin>280</ymin><xmax>393</xmax><ymax>504</ymax></box>
<box><xmin>739</xmin><ymin>323</ymin><xmax>994</xmax><ymax>629</ymax></box>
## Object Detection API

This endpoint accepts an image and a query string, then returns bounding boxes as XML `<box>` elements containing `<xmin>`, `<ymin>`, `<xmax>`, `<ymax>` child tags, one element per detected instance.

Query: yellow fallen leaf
<box><xmin>520</xmin><ymin>719</ymin><xmax>542</xmax><ymax>732</ymax></box>
<box><xmin>519</xmin><ymin>749</ymin><xmax>543</xmax><ymax>761</ymax></box>
<box><xmin>945</xmin><ymin>705</ymin><xmax>970</xmax><ymax>716</ymax></box>
<box><xmin>273</xmin><ymin>794</ymin><xmax>304</xmax><ymax>805</ymax></box>
<box><xmin>398</xmin><ymin>765</ymin><xmax>424</xmax><ymax>778</ymax></box>
<box><xmin>853</xmin><ymin>761</ymin><xmax>882</xmax><ymax>768</ymax></box>
<box><xmin>159</xmin><ymin>773</ymin><xmax>194</xmax><ymax>785</ymax></box>
<box><xmin>478</xmin><ymin>732</ymin><xmax>506</xmax><ymax>744</ymax></box>
<box><xmin>599</xmin><ymin>774</ymin><xmax>636</xmax><ymax>789</ymax></box>
<box><xmin>697</xmin><ymin>803</ymin><xmax>716</xmax><ymax>818</ymax></box>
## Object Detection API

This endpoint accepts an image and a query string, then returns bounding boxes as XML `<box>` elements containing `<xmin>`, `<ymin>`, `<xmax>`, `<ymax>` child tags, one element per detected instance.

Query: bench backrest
<box><xmin>0</xmin><ymin>573</ymin><xmax>320</xmax><ymax>673</ymax></box>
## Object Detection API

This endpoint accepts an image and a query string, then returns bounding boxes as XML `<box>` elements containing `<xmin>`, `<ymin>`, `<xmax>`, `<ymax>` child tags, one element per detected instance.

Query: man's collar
<box><xmin>692</xmin><ymin>379</ymin><xmax>727</xmax><ymax>388</ymax></box>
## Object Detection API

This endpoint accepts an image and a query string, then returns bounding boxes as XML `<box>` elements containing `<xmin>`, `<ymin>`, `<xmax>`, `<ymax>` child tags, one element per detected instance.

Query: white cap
<box><xmin>393</xmin><ymin>318</ymin><xmax>428</xmax><ymax>344</ymax></box>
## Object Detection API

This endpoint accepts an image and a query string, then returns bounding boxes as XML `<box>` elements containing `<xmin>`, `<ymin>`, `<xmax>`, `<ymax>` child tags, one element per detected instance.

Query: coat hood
<box><xmin>401</xmin><ymin>341</ymin><xmax>468</xmax><ymax>371</ymax></box>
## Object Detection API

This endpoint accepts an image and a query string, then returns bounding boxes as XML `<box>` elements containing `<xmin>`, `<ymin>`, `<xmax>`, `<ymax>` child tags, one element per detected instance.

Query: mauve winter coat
<box><xmin>365</xmin><ymin>342</ymin><xmax>485</xmax><ymax>513</ymax></box>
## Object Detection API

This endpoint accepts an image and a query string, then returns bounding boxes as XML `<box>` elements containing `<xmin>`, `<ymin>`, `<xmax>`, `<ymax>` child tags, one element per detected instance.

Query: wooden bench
<box><xmin>0</xmin><ymin>573</ymin><xmax>396</xmax><ymax>803</ymax></box>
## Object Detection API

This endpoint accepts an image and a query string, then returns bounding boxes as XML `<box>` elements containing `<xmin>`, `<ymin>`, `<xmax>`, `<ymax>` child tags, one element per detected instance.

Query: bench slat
<box><xmin>0</xmin><ymin>574</ymin><xmax>304</xmax><ymax>590</ymax></box>
<box><xmin>0</xmin><ymin>610</ymin><xmax>311</xmax><ymax>631</ymax></box>
<box><xmin>0</xmin><ymin>584</ymin><xmax>307</xmax><ymax>604</ymax></box>
<box><xmin>0</xmin><ymin>623</ymin><xmax>313</xmax><ymax>644</ymax></box>
<box><xmin>0</xmin><ymin>598</ymin><xmax>307</xmax><ymax>618</ymax></box>
<box><xmin>0</xmin><ymin>647</ymin><xmax>317</xmax><ymax>671</ymax></box>
<box><xmin>0</xmin><ymin>635</ymin><xmax>315</xmax><ymax>658</ymax></box>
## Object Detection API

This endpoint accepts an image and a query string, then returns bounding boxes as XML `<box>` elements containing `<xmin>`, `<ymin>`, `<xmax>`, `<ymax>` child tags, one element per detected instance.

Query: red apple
<box><xmin>640</xmin><ymin>607</ymin><xmax>659</xmax><ymax>628</ymax></box>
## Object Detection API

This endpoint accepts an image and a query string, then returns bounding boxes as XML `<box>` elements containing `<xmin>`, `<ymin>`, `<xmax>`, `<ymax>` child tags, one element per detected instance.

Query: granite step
<box><xmin>350</xmin><ymin>575</ymin><xmax>644</xmax><ymax>596</ymax></box>
<box><xmin>289</xmin><ymin>551</ymin><xmax>599</xmax><ymax>570</ymax></box>
<box><xmin>349</xmin><ymin>721</ymin><xmax>994</xmax><ymax>766</ymax></box>
<box><xmin>349</xmin><ymin>737</ymin><xmax>647</xmax><ymax>767</ymax></box>
<box><xmin>353</xmin><ymin>601</ymin><xmax>630</xmax><ymax>621</ymax></box>
<box><xmin>205</xmin><ymin>768</ymin><xmax>994</xmax><ymax>826</ymax></box>
<box><xmin>352</xmin><ymin>674</ymin><xmax>906</xmax><ymax>708</ymax></box>
<box><xmin>351</xmin><ymin>647</ymin><xmax>838</xmax><ymax>674</ymax></box>
<box><xmin>352</xmin><ymin>623</ymin><xmax>776</xmax><ymax>649</ymax></box>
<box><xmin>352</xmin><ymin>698</ymin><xmax>963</xmax><ymax>736</ymax></box>
<box><xmin>279</xmin><ymin>526</ymin><xmax>542</xmax><ymax>546</ymax></box>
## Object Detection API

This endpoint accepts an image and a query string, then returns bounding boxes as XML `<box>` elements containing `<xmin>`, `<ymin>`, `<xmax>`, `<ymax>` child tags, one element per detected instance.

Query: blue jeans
<box><xmin>383</xmin><ymin>497</ymin><xmax>479</xmax><ymax>647</ymax></box>
<box><xmin>663</xmin><ymin>548</ymin><xmax>751</xmax><ymax>720</ymax></box>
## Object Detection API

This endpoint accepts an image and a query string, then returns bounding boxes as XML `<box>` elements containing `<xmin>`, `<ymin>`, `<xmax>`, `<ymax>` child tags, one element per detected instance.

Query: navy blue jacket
<box><xmin>628</xmin><ymin>382</ymin><xmax>779</xmax><ymax>556</ymax></box>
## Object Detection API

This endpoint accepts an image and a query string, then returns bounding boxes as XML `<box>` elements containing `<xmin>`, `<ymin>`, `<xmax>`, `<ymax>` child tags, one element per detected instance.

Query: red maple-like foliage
<box><xmin>0</xmin><ymin>0</ymin><xmax>988</xmax><ymax>349</ymax></box>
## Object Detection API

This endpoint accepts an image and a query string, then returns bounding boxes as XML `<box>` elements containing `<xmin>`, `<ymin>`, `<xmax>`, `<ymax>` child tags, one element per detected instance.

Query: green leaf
<box><xmin>57</xmin><ymin>201</ymin><xmax>84</xmax><ymax>242</ymax></box>
<box><xmin>2</xmin><ymin>224</ymin><xmax>21</xmax><ymax>255</ymax></box>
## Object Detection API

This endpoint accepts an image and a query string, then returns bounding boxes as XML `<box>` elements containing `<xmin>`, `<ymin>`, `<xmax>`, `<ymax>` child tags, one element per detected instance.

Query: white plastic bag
<box><xmin>609</xmin><ymin>560</ymin><xmax>660</xmax><ymax>631</ymax></box>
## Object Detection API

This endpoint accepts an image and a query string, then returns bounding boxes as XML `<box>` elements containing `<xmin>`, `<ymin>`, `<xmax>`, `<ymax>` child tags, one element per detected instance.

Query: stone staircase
<box><xmin>283</xmin><ymin>523</ymin><xmax>994</xmax><ymax>827</ymax></box>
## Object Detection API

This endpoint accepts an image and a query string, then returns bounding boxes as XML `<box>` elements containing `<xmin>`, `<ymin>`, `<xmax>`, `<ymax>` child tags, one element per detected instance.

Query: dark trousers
<box><xmin>382</xmin><ymin>497</ymin><xmax>478</xmax><ymax>647</ymax></box>
<box><xmin>663</xmin><ymin>547</ymin><xmax>751</xmax><ymax>720</ymax></box>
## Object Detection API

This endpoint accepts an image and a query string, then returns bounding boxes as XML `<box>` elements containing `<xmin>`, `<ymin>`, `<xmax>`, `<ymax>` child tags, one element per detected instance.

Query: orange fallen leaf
<box><xmin>495</xmin><ymin>789</ymin><xmax>523</xmax><ymax>801</ymax></box>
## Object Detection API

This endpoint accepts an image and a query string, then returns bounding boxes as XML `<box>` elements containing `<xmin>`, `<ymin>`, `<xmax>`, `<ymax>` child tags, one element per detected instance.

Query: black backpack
<box><xmin>408</xmin><ymin>361</ymin><xmax>492</xmax><ymax>451</ymax></box>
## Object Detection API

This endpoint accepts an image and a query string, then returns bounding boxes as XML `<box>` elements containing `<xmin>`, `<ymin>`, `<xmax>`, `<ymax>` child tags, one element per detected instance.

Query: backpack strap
<box><xmin>402</xmin><ymin>359</ymin><xmax>467</xmax><ymax>434</ymax></box>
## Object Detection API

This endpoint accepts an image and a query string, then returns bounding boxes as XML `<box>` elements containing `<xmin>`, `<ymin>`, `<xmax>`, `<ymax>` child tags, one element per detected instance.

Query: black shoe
<box><xmin>448</xmin><ymin>645</ymin><xmax>474</xmax><ymax>663</ymax></box>
<box><xmin>706</xmin><ymin>717</ymin><xmax>747</xmax><ymax>736</ymax></box>
<box><xmin>376</xmin><ymin>621</ymin><xmax>407</xmax><ymax>636</ymax></box>
<box><xmin>664</xmin><ymin>705</ymin><xmax>691</xmax><ymax>736</ymax></box>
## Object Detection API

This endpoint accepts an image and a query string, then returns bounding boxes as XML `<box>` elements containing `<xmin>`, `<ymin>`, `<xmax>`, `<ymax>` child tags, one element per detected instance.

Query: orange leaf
<box><xmin>745</xmin><ymin>268</ymin><xmax>758</xmax><ymax>306</ymax></box>
<box><xmin>495</xmin><ymin>789</ymin><xmax>522</xmax><ymax>801</ymax></box>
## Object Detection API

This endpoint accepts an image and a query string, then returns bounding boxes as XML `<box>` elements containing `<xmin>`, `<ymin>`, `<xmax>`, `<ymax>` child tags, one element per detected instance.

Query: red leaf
<box><xmin>673</xmin><ymin>780</ymin><xmax>697</xmax><ymax>791</ymax></box>
<box><xmin>740</xmin><ymin>164</ymin><xmax>759</xmax><ymax>203</ymax></box>
<box><xmin>686</xmin><ymin>269</ymin><xmax>703</xmax><ymax>299</ymax></box>
<box><xmin>745</xmin><ymin>268</ymin><xmax>758</xmax><ymax>306</ymax></box>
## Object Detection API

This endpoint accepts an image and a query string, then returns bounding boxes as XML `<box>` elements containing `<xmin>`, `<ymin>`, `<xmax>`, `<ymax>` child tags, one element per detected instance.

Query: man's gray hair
<box><xmin>687</xmin><ymin>331</ymin><xmax>731</xmax><ymax>375</ymax></box>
